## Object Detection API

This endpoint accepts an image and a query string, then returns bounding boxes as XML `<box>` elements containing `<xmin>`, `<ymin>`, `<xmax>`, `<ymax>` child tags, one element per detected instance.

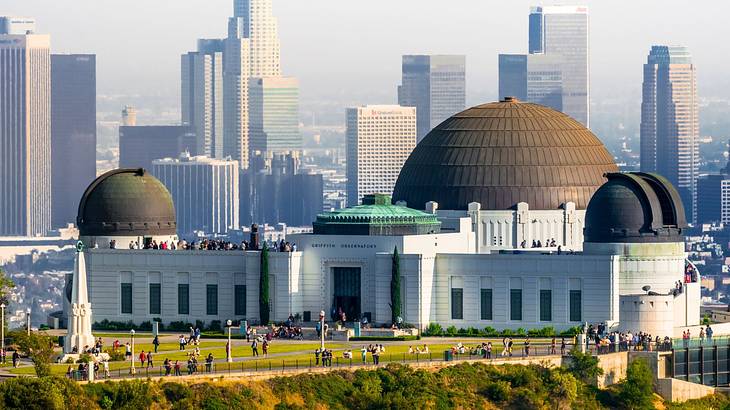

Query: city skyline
<box><xmin>3</xmin><ymin>0</ymin><xmax>728</xmax><ymax>108</ymax></box>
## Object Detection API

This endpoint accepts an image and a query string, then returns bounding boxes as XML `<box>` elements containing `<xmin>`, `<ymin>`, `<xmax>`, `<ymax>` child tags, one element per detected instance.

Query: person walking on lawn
<box><xmin>153</xmin><ymin>335</ymin><xmax>160</xmax><ymax>353</ymax></box>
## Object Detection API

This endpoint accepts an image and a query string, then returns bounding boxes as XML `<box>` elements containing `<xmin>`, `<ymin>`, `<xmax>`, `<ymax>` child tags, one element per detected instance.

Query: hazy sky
<box><xmin>4</xmin><ymin>0</ymin><xmax>729</xmax><ymax>107</ymax></box>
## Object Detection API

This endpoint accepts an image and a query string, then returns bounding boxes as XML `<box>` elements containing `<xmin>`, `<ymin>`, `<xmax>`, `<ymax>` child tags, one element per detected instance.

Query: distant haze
<box><xmin>4</xmin><ymin>0</ymin><xmax>729</xmax><ymax>106</ymax></box>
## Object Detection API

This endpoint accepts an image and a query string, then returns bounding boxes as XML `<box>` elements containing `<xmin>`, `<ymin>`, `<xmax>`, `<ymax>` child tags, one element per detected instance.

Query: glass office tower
<box><xmin>398</xmin><ymin>55</ymin><xmax>466</xmax><ymax>142</ymax></box>
<box><xmin>640</xmin><ymin>46</ymin><xmax>699</xmax><ymax>223</ymax></box>
<box><xmin>528</xmin><ymin>6</ymin><xmax>589</xmax><ymax>127</ymax></box>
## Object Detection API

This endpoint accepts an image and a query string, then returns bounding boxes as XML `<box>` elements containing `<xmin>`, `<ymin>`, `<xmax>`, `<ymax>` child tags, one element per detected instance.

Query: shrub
<box><xmin>446</xmin><ymin>325</ymin><xmax>458</xmax><ymax>336</ymax></box>
<box><xmin>465</xmin><ymin>327</ymin><xmax>479</xmax><ymax>336</ymax></box>
<box><xmin>423</xmin><ymin>323</ymin><xmax>443</xmax><ymax>336</ymax></box>
<box><xmin>528</xmin><ymin>326</ymin><xmax>556</xmax><ymax>337</ymax></box>
<box><xmin>482</xmin><ymin>326</ymin><xmax>498</xmax><ymax>337</ymax></box>
<box><xmin>559</xmin><ymin>326</ymin><xmax>582</xmax><ymax>337</ymax></box>
<box><xmin>484</xmin><ymin>380</ymin><xmax>511</xmax><ymax>402</ymax></box>
<box><xmin>93</xmin><ymin>319</ymin><xmax>137</xmax><ymax>331</ymax></box>
<box><xmin>500</xmin><ymin>328</ymin><xmax>514</xmax><ymax>337</ymax></box>
<box><xmin>567</xmin><ymin>347</ymin><xmax>603</xmax><ymax>383</ymax></box>
<box><xmin>515</xmin><ymin>328</ymin><xmax>526</xmax><ymax>336</ymax></box>
<box><xmin>167</xmin><ymin>321</ymin><xmax>194</xmax><ymax>332</ymax></box>
<box><xmin>0</xmin><ymin>376</ymin><xmax>94</xmax><ymax>409</ymax></box>
<box><xmin>77</xmin><ymin>353</ymin><xmax>92</xmax><ymax>364</ymax></box>
<box><xmin>617</xmin><ymin>359</ymin><xmax>654</xmax><ymax>410</ymax></box>
<box><xmin>104</xmin><ymin>348</ymin><xmax>126</xmax><ymax>362</ymax></box>
<box><xmin>138</xmin><ymin>321</ymin><xmax>153</xmax><ymax>331</ymax></box>
<box><xmin>208</xmin><ymin>320</ymin><xmax>222</xmax><ymax>332</ymax></box>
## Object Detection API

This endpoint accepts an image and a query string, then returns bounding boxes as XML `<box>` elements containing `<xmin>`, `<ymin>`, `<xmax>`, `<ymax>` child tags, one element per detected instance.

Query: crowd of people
<box><xmin>103</xmin><ymin>238</ymin><xmax>299</xmax><ymax>253</ymax></box>
<box><xmin>583</xmin><ymin>323</ymin><xmax>673</xmax><ymax>354</ymax></box>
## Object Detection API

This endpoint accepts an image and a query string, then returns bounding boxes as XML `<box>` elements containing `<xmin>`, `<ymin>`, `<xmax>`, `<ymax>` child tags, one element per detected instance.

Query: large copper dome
<box><xmin>392</xmin><ymin>98</ymin><xmax>619</xmax><ymax>210</ymax></box>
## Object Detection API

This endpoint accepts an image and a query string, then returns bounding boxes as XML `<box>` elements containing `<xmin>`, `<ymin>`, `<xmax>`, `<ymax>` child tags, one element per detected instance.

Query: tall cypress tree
<box><xmin>390</xmin><ymin>246</ymin><xmax>402</xmax><ymax>326</ymax></box>
<box><xmin>259</xmin><ymin>246</ymin><xmax>270</xmax><ymax>325</ymax></box>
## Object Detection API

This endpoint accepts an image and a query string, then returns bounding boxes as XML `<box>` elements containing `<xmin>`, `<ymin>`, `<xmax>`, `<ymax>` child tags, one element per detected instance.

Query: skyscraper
<box><xmin>152</xmin><ymin>153</ymin><xmax>239</xmax><ymax>235</ymax></box>
<box><xmin>398</xmin><ymin>55</ymin><xmax>465</xmax><ymax>141</ymax></box>
<box><xmin>181</xmin><ymin>39</ymin><xmax>224</xmax><ymax>158</ymax></box>
<box><xmin>346</xmin><ymin>105</ymin><xmax>416</xmax><ymax>207</ymax></box>
<box><xmin>500</xmin><ymin>6</ymin><xmax>589</xmax><ymax>126</ymax></box>
<box><xmin>526</xmin><ymin>54</ymin><xmax>563</xmax><ymax>111</ymax></box>
<box><xmin>119</xmin><ymin>125</ymin><xmax>195</xmax><ymax>171</ymax></box>
<box><xmin>223</xmin><ymin>18</ymin><xmax>251</xmax><ymax>169</ymax></box>
<box><xmin>498</xmin><ymin>54</ymin><xmax>527</xmax><ymax>101</ymax></box>
<box><xmin>0</xmin><ymin>26</ymin><xmax>51</xmax><ymax>236</ymax></box>
<box><xmin>121</xmin><ymin>105</ymin><xmax>137</xmax><ymax>126</ymax></box>
<box><xmin>248</xmin><ymin>76</ymin><xmax>300</xmax><ymax>154</ymax></box>
<box><xmin>51</xmin><ymin>54</ymin><xmax>97</xmax><ymax>229</ymax></box>
<box><xmin>529</xmin><ymin>6</ymin><xmax>589</xmax><ymax>126</ymax></box>
<box><xmin>0</xmin><ymin>16</ymin><xmax>35</xmax><ymax>35</ymax></box>
<box><xmin>241</xmin><ymin>152</ymin><xmax>323</xmax><ymax>227</ymax></box>
<box><xmin>640</xmin><ymin>46</ymin><xmax>699</xmax><ymax>222</ymax></box>
<box><xmin>233</xmin><ymin>0</ymin><xmax>281</xmax><ymax>77</ymax></box>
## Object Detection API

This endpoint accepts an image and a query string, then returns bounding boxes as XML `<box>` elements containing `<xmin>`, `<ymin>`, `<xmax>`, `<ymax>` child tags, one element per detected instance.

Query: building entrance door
<box><xmin>332</xmin><ymin>267</ymin><xmax>361</xmax><ymax>321</ymax></box>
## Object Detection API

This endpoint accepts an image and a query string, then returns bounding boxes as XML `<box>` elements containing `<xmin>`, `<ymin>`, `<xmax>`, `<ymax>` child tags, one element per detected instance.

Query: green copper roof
<box><xmin>313</xmin><ymin>194</ymin><xmax>441</xmax><ymax>236</ymax></box>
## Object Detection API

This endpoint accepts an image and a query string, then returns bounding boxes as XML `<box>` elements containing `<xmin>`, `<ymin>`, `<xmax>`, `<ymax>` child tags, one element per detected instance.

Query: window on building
<box><xmin>149</xmin><ymin>283</ymin><xmax>161</xmax><ymax>315</ymax></box>
<box><xmin>206</xmin><ymin>284</ymin><xmax>218</xmax><ymax>315</ymax></box>
<box><xmin>570</xmin><ymin>290</ymin><xmax>582</xmax><ymax>322</ymax></box>
<box><xmin>178</xmin><ymin>284</ymin><xmax>189</xmax><ymax>315</ymax></box>
<box><xmin>121</xmin><ymin>283</ymin><xmax>132</xmax><ymax>314</ymax></box>
<box><xmin>510</xmin><ymin>289</ymin><xmax>522</xmax><ymax>321</ymax></box>
<box><xmin>235</xmin><ymin>285</ymin><xmax>246</xmax><ymax>316</ymax></box>
<box><xmin>480</xmin><ymin>289</ymin><xmax>493</xmax><ymax>320</ymax></box>
<box><xmin>451</xmin><ymin>288</ymin><xmax>463</xmax><ymax>320</ymax></box>
<box><xmin>540</xmin><ymin>289</ymin><xmax>552</xmax><ymax>321</ymax></box>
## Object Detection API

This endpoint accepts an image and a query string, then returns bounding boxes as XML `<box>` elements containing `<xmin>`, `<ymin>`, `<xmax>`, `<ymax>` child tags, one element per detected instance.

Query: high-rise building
<box><xmin>119</xmin><ymin>125</ymin><xmax>195</xmax><ymax>171</ymax></box>
<box><xmin>526</xmin><ymin>54</ymin><xmax>563</xmax><ymax>111</ymax></box>
<box><xmin>0</xmin><ymin>29</ymin><xmax>51</xmax><ymax>236</ymax></box>
<box><xmin>181</xmin><ymin>40</ymin><xmax>224</xmax><ymax>158</ymax></box>
<box><xmin>249</xmin><ymin>76</ymin><xmax>300</xmax><ymax>154</ymax></box>
<box><xmin>346</xmin><ymin>105</ymin><xmax>416</xmax><ymax>207</ymax></box>
<box><xmin>398</xmin><ymin>55</ymin><xmax>465</xmax><ymax>141</ymax></box>
<box><xmin>696</xmin><ymin>174</ymin><xmax>725</xmax><ymax>225</ymax></box>
<box><xmin>152</xmin><ymin>153</ymin><xmax>239</xmax><ymax>235</ymax></box>
<box><xmin>241</xmin><ymin>152</ymin><xmax>323</xmax><ymax>227</ymax></box>
<box><xmin>51</xmin><ymin>54</ymin><xmax>97</xmax><ymax>229</ymax></box>
<box><xmin>528</xmin><ymin>6</ymin><xmax>589</xmax><ymax>126</ymax></box>
<box><xmin>233</xmin><ymin>0</ymin><xmax>281</xmax><ymax>77</ymax></box>
<box><xmin>223</xmin><ymin>18</ymin><xmax>251</xmax><ymax>169</ymax></box>
<box><xmin>500</xmin><ymin>6</ymin><xmax>588</xmax><ymax>125</ymax></box>
<box><xmin>640</xmin><ymin>46</ymin><xmax>699</xmax><ymax>222</ymax></box>
<box><xmin>121</xmin><ymin>105</ymin><xmax>137</xmax><ymax>126</ymax></box>
<box><xmin>498</xmin><ymin>54</ymin><xmax>527</xmax><ymax>101</ymax></box>
<box><xmin>0</xmin><ymin>16</ymin><xmax>35</xmax><ymax>35</ymax></box>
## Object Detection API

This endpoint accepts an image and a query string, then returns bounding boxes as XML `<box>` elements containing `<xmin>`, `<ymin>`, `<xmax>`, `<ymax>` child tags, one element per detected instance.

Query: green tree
<box><xmin>390</xmin><ymin>246</ymin><xmax>402</xmax><ymax>326</ymax></box>
<box><xmin>0</xmin><ymin>268</ymin><xmax>14</xmax><ymax>336</ymax></box>
<box><xmin>11</xmin><ymin>331</ymin><xmax>55</xmax><ymax>377</ymax></box>
<box><xmin>617</xmin><ymin>359</ymin><xmax>655</xmax><ymax>410</ymax></box>
<box><xmin>259</xmin><ymin>246</ymin><xmax>270</xmax><ymax>325</ymax></box>
<box><xmin>567</xmin><ymin>347</ymin><xmax>603</xmax><ymax>383</ymax></box>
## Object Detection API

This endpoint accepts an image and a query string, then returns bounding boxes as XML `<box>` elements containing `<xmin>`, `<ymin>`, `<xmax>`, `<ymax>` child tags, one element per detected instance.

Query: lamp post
<box><xmin>319</xmin><ymin>310</ymin><xmax>325</xmax><ymax>351</ymax></box>
<box><xmin>226</xmin><ymin>320</ymin><xmax>233</xmax><ymax>363</ymax></box>
<box><xmin>130</xmin><ymin>329</ymin><xmax>136</xmax><ymax>375</ymax></box>
<box><xmin>25</xmin><ymin>307</ymin><xmax>31</xmax><ymax>336</ymax></box>
<box><xmin>0</xmin><ymin>303</ymin><xmax>5</xmax><ymax>364</ymax></box>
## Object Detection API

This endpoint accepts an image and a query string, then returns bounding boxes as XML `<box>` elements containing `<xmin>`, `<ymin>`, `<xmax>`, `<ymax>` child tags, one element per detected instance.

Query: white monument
<box><xmin>65</xmin><ymin>242</ymin><xmax>95</xmax><ymax>354</ymax></box>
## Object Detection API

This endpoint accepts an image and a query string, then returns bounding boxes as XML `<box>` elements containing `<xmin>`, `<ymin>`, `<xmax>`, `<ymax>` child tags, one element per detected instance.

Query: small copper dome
<box><xmin>77</xmin><ymin>168</ymin><xmax>176</xmax><ymax>236</ymax></box>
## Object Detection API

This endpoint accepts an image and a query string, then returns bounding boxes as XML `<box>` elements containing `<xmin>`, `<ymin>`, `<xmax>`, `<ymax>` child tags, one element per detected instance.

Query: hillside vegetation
<box><xmin>0</xmin><ymin>362</ymin><xmax>727</xmax><ymax>410</ymax></box>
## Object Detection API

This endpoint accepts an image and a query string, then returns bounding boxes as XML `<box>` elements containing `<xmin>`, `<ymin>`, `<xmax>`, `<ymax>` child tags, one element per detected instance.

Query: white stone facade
<box><xmin>76</xmin><ymin>215</ymin><xmax>701</xmax><ymax>337</ymax></box>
